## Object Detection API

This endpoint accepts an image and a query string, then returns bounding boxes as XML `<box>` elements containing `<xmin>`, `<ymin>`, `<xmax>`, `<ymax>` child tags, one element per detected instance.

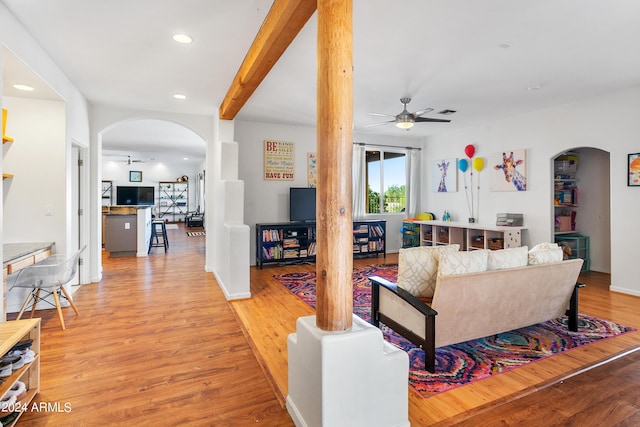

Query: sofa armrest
<box><xmin>369</xmin><ymin>276</ymin><xmax>437</xmax><ymax>318</ymax></box>
<box><xmin>370</xmin><ymin>275</ymin><xmax>438</xmax><ymax>372</ymax></box>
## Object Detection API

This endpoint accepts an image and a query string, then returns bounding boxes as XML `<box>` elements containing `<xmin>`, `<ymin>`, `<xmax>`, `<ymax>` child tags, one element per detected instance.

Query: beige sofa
<box><xmin>370</xmin><ymin>245</ymin><xmax>584</xmax><ymax>372</ymax></box>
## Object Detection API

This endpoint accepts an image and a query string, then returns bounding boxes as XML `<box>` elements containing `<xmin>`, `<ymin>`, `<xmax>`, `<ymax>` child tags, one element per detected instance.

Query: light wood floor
<box><xmin>11</xmin><ymin>225</ymin><xmax>292</xmax><ymax>426</ymax></box>
<box><xmin>231</xmin><ymin>254</ymin><xmax>640</xmax><ymax>426</ymax></box>
<box><xmin>9</xmin><ymin>228</ymin><xmax>640</xmax><ymax>426</ymax></box>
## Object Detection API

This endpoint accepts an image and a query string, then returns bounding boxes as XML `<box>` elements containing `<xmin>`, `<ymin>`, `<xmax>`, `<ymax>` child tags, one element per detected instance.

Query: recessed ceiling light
<box><xmin>498</xmin><ymin>42</ymin><xmax>512</xmax><ymax>49</ymax></box>
<box><xmin>173</xmin><ymin>94</ymin><xmax>187</xmax><ymax>100</ymax></box>
<box><xmin>172</xmin><ymin>34</ymin><xmax>193</xmax><ymax>44</ymax></box>
<box><xmin>527</xmin><ymin>85</ymin><xmax>542</xmax><ymax>91</ymax></box>
<box><xmin>183</xmin><ymin>157</ymin><xmax>189</xmax><ymax>160</ymax></box>
<box><xmin>13</xmin><ymin>84</ymin><xmax>34</xmax><ymax>91</ymax></box>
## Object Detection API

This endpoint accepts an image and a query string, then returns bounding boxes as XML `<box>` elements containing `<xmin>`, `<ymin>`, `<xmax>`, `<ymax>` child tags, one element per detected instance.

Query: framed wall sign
<box><xmin>129</xmin><ymin>171</ymin><xmax>142</xmax><ymax>182</ymax></box>
<box><xmin>264</xmin><ymin>140</ymin><xmax>295</xmax><ymax>180</ymax></box>
<box><xmin>628</xmin><ymin>153</ymin><xmax>640</xmax><ymax>186</ymax></box>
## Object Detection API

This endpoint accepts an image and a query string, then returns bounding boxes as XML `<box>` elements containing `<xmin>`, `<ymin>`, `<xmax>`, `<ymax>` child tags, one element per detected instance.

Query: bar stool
<box><xmin>149</xmin><ymin>219</ymin><xmax>169</xmax><ymax>253</ymax></box>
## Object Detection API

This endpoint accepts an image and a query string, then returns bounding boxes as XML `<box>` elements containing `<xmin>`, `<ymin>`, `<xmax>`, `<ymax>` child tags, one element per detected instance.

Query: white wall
<box><xmin>423</xmin><ymin>86</ymin><xmax>640</xmax><ymax>295</ymax></box>
<box><xmin>1</xmin><ymin>3</ymin><xmax>91</xmax><ymax>312</ymax></box>
<box><xmin>234</xmin><ymin>120</ymin><xmax>423</xmax><ymax>265</ymax></box>
<box><xmin>2</xmin><ymin>96</ymin><xmax>67</xmax><ymax>244</ymax></box>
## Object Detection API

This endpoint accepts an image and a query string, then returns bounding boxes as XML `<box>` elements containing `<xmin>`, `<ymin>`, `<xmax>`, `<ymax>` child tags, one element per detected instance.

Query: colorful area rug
<box><xmin>186</xmin><ymin>231</ymin><xmax>205</xmax><ymax>237</ymax></box>
<box><xmin>274</xmin><ymin>264</ymin><xmax>635</xmax><ymax>398</ymax></box>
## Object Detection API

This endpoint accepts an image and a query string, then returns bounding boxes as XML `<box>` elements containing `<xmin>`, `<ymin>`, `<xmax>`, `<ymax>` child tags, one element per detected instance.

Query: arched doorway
<box><xmin>552</xmin><ymin>147</ymin><xmax>610</xmax><ymax>273</ymax></box>
<box><xmin>99</xmin><ymin>118</ymin><xmax>206</xmax><ymax>262</ymax></box>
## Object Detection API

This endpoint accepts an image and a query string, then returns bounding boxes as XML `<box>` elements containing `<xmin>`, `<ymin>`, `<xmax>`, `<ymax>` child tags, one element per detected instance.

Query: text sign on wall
<box><xmin>264</xmin><ymin>140</ymin><xmax>295</xmax><ymax>180</ymax></box>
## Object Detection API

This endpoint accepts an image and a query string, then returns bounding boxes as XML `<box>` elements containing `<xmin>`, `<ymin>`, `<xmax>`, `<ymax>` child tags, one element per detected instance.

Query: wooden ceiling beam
<box><xmin>219</xmin><ymin>0</ymin><xmax>317</xmax><ymax>120</ymax></box>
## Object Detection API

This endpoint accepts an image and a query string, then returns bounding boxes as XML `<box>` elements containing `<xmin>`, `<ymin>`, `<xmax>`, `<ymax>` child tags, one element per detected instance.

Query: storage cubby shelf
<box><xmin>415</xmin><ymin>220</ymin><xmax>525</xmax><ymax>251</ymax></box>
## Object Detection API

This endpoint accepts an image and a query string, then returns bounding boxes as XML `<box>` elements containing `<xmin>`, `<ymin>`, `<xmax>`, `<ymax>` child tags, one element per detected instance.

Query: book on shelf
<box><xmin>262</xmin><ymin>228</ymin><xmax>283</xmax><ymax>242</ymax></box>
<box><xmin>354</xmin><ymin>224</ymin><xmax>369</xmax><ymax>234</ymax></box>
<box><xmin>283</xmin><ymin>238</ymin><xmax>300</xmax><ymax>248</ymax></box>
<box><xmin>283</xmin><ymin>249</ymin><xmax>300</xmax><ymax>258</ymax></box>
<box><xmin>369</xmin><ymin>225</ymin><xmax>384</xmax><ymax>237</ymax></box>
<box><xmin>307</xmin><ymin>242</ymin><xmax>316</xmax><ymax>256</ymax></box>
<box><xmin>262</xmin><ymin>245</ymin><xmax>283</xmax><ymax>260</ymax></box>
<box><xmin>368</xmin><ymin>241</ymin><xmax>384</xmax><ymax>251</ymax></box>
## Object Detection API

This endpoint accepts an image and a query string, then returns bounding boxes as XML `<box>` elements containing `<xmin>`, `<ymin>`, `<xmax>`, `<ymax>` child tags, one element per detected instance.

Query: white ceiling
<box><xmin>3</xmin><ymin>0</ymin><xmax>640</xmax><ymax>159</ymax></box>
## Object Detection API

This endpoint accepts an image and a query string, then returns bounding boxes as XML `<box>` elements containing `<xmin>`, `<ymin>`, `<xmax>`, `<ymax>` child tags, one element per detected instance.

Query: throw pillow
<box><xmin>487</xmin><ymin>246</ymin><xmax>529</xmax><ymax>270</ymax></box>
<box><xmin>438</xmin><ymin>249</ymin><xmax>490</xmax><ymax>277</ymax></box>
<box><xmin>397</xmin><ymin>244</ymin><xmax>460</xmax><ymax>298</ymax></box>
<box><xmin>528</xmin><ymin>243</ymin><xmax>563</xmax><ymax>265</ymax></box>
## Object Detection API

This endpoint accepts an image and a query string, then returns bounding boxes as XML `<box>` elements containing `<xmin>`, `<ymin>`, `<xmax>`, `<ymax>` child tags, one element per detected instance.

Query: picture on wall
<box><xmin>264</xmin><ymin>140</ymin><xmax>295</xmax><ymax>181</ymax></box>
<box><xmin>432</xmin><ymin>158</ymin><xmax>457</xmax><ymax>192</ymax></box>
<box><xmin>490</xmin><ymin>149</ymin><xmax>527</xmax><ymax>192</ymax></box>
<box><xmin>129</xmin><ymin>171</ymin><xmax>142</xmax><ymax>182</ymax></box>
<box><xmin>307</xmin><ymin>152</ymin><xmax>317</xmax><ymax>187</ymax></box>
<box><xmin>628</xmin><ymin>153</ymin><xmax>640</xmax><ymax>186</ymax></box>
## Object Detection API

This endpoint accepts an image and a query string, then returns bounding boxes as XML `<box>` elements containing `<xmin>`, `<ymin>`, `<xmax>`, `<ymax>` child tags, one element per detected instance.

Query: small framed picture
<box><xmin>629</xmin><ymin>153</ymin><xmax>640</xmax><ymax>186</ymax></box>
<box><xmin>129</xmin><ymin>171</ymin><xmax>142</xmax><ymax>182</ymax></box>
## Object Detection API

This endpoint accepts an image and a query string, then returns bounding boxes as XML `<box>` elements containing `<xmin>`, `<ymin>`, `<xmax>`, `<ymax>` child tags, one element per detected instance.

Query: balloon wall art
<box><xmin>460</xmin><ymin>144</ymin><xmax>485</xmax><ymax>222</ymax></box>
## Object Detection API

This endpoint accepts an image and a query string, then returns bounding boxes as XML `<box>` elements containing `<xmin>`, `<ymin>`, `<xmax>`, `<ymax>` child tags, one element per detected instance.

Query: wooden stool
<box><xmin>149</xmin><ymin>220</ymin><xmax>169</xmax><ymax>252</ymax></box>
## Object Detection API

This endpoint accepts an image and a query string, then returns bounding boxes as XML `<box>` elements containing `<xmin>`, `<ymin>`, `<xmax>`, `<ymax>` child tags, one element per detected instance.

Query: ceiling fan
<box><xmin>367</xmin><ymin>97</ymin><xmax>451</xmax><ymax>130</ymax></box>
<box><xmin>105</xmin><ymin>154</ymin><xmax>152</xmax><ymax>165</ymax></box>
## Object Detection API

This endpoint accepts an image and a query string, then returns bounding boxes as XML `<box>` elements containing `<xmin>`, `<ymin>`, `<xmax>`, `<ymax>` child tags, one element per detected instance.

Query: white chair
<box><xmin>8</xmin><ymin>245</ymin><xmax>85</xmax><ymax>330</ymax></box>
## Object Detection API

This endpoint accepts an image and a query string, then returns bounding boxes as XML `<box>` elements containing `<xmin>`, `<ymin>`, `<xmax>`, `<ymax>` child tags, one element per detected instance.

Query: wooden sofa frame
<box><xmin>370</xmin><ymin>274</ymin><xmax>585</xmax><ymax>373</ymax></box>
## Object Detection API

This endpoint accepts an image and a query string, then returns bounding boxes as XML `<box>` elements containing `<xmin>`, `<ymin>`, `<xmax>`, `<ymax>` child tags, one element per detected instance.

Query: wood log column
<box><xmin>315</xmin><ymin>0</ymin><xmax>353</xmax><ymax>331</ymax></box>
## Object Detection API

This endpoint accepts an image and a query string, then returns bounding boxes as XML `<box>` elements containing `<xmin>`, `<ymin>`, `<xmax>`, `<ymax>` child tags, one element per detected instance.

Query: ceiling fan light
<box><xmin>395</xmin><ymin>119</ymin><xmax>414</xmax><ymax>129</ymax></box>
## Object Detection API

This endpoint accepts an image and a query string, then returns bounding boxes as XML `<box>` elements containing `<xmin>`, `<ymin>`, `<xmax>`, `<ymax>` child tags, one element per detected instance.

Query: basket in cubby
<box><xmin>471</xmin><ymin>236</ymin><xmax>484</xmax><ymax>249</ymax></box>
<box><xmin>488</xmin><ymin>238</ymin><xmax>504</xmax><ymax>250</ymax></box>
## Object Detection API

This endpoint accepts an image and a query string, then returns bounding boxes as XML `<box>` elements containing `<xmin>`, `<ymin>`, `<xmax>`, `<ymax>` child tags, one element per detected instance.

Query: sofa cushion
<box><xmin>487</xmin><ymin>246</ymin><xmax>529</xmax><ymax>270</ymax></box>
<box><xmin>438</xmin><ymin>249</ymin><xmax>489</xmax><ymax>276</ymax></box>
<box><xmin>397</xmin><ymin>244</ymin><xmax>460</xmax><ymax>298</ymax></box>
<box><xmin>528</xmin><ymin>243</ymin><xmax>563</xmax><ymax>265</ymax></box>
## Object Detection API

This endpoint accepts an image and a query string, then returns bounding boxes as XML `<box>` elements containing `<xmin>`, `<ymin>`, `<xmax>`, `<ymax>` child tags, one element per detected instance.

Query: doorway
<box><xmin>552</xmin><ymin>147</ymin><xmax>611</xmax><ymax>273</ymax></box>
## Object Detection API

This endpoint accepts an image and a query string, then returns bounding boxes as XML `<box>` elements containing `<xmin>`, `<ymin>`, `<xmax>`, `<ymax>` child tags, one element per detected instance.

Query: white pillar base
<box><xmin>287</xmin><ymin>315</ymin><xmax>409</xmax><ymax>427</ymax></box>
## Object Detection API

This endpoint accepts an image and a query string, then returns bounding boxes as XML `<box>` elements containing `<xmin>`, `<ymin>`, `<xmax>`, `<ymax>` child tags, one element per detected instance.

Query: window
<box><xmin>366</xmin><ymin>149</ymin><xmax>406</xmax><ymax>213</ymax></box>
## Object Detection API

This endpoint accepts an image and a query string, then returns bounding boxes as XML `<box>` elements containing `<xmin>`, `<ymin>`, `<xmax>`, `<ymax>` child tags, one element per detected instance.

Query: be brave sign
<box><xmin>264</xmin><ymin>140</ymin><xmax>295</xmax><ymax>181</ymax></box>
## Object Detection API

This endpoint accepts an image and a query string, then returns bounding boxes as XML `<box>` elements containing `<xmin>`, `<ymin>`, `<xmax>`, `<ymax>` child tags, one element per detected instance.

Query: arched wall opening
<box><xmin>551</xmin><ymin>146</ymin><xmax>610</xmax><ymax>274</ymax></box>
<box><xmin>89</xmin><ymin>106</ymin><xmax>213</xmax><ymax>282</ymax></box>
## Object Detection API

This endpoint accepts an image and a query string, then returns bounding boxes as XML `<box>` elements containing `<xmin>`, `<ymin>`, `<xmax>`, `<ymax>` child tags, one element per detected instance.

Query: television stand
<box><xmin>255</xmin><ymin>220</ymin><xmax>386</xmax><ymax>268</ymax></box>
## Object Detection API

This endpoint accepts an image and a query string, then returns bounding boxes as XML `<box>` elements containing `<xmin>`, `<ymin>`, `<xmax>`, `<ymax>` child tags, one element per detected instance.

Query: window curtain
<box><xmin>405</xmin><ymin>149</ymin><xmax>420</xmax><ymax>218</ymax></box>
<box><xmin>352</xmin><ymin>144</ymin><xmax>366</xmax><ymax>219</ymax></box>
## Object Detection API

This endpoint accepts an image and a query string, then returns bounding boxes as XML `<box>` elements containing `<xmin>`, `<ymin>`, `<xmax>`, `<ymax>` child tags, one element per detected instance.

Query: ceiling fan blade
<box><xmin>412</xmin><ymin>108</ymin><xmax>434</xmax><ymax>117</ymax></box>
<box><xmin>415</xmin><ymin>117</ymin><xmax>451</xmax><ymax>123</ymax></box>
<box><xmin>369</xmin><ymin>112</ymin><xmax>396</xmax><ymax>118</ymax></box>
<box><xmin>365</xmin><ymin>120</ymin><xmax>395</xmax><ymax>128</ymax></box>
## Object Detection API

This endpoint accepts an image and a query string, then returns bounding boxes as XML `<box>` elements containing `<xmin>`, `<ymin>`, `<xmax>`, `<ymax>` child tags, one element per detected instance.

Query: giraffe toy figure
<box><xmin>494</xmin><ymin>152</ymin><xmax>526</xmax><ymax>191</ymax></box>
<box><xmin>437</xmin><ymin>160</ymin><xmax>450</xmax><ymax>192</ymax></box>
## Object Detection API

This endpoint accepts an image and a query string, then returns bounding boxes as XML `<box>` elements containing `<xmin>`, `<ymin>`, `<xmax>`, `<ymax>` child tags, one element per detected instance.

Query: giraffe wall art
<box><xmin>490</xmin><ymin>149</ymin><xmax>527</xmax><ymax>192</ymax></box>
<box><xmin>432</xmin><ymin>158</ymin><xmax>457</xmax><ymax>192</ymax></box>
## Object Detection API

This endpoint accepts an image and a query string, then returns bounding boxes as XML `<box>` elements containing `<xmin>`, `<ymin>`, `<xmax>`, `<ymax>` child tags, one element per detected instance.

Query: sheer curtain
<box><xmin>352</xmin><ymin>144</ymin><xmax>366</xmax><ymax>219</ymax></box>
<box><xmin>405</xmin><ymin>149</ymin><xmax>420</xmax><ymax>218</ymax></box>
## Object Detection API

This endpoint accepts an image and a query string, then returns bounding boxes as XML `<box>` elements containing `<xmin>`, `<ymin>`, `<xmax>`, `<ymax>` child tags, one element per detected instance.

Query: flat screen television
<box><xmin>116</xmin><ymin>186</ymin><xmax>155</xmax><ymax>206</ymax></box>
<box><xmin>289</xmin><ymin>187</ymin><xmax>316</xmax><ymax>222</ymax></box>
